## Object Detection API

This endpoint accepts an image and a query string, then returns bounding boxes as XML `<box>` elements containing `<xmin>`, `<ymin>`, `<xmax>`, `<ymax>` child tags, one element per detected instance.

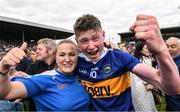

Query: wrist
<box><xmin>0</xmin><ymin>61</ymin><xmax>10</xmax><ymax>76</ymax></box>
<box><xmin>0</xmin><ymin>69</ymin><xmax>9</xmax><ymax>76</ymax></box>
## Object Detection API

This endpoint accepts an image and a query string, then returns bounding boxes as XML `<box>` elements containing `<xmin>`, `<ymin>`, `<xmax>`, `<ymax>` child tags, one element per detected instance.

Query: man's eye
<box><xmin>79</xmin><ymin>39</ymin><xmax>88</xmax><ymax>44</ymax></box>
<box><xmin>171</xmin><ymin>45</ymin><xmax>176</xmax><ymax>48</ymax></box>
<box><xmin>92</xmin><ymin>36</ymin><xmax>99</xmax><ymax>41</ymax></box>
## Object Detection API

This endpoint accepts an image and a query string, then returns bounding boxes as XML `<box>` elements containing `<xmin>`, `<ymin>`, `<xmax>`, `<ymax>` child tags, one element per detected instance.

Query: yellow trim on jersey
<box><xmin>81</xmin><ymin>72</ymin><xmax>131</xmax><ymax>98</ymax></box>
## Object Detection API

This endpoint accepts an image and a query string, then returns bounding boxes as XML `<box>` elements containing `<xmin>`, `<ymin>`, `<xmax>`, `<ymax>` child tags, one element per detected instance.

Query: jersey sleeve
<box><xmin>13</xmin><ymin>75</ymin><xmax>53</xmax><ymax>97</ymax></box>
<box><xmin>114</xmin><ymin>49</ymin><xmax>140</xmax><ymax>72</ymax></box>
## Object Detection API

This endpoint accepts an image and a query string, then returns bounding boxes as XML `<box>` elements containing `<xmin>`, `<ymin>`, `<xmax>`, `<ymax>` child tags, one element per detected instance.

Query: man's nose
<box><xmin>36</xmin><ymin>50</ymin><xmax>39</xmax><ymax>53</ymax></box>
<box><xmin>168</xmin><ymin>47</ymin><xmax>173</xmax><ymax>51</ymax></box>
<box><xmin>88</xmin><ymin>40</ymin><xmax>96</xmax><ymax>49</ymax></box>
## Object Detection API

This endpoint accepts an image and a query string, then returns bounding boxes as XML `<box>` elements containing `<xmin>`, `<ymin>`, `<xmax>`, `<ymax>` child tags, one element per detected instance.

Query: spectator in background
<box><xmin>15</xmin><ymin>38</ymin><xmax>57</xmax><ymax>76</ymax></box>
<box><xmin>165</xmin><ymin>37</ymin><xmax>180</xmax><ymax>111</ymax></box>
<box><xmin>0</xmin><ymin>39</ymin><xmax>90</xmax><ymax>111</ymax></box>
<box><xmin>127</xmin><ymin>42</ymin><xmax>135</xmax><ymax>55</ymax></box>
<box><xmin>26</xmin><ymin>38</ymin><xmax>56</xmax><ymax>75</ymax></box>
<box><xmin>134</xmin><ymin>41</ymin><xmax>154</xmax><ymax>66</ymax></box>
<box><xmin>104</xmin><ymin>38</ymin><xmax>116</xmax><ymax>49</ymax></box>
<box><xmin>132</xmin><ymin>41</ymin><xmax>157</xmax><ymax>111</ymax></box>
<box><xmin>29</xmin><ymin>46</ymin><xmax>37</xmax><ymax>63</ymax></box>
<box><xmin>118</xmin><ymin>42</ymin><xmax>127</xmax><ymax>52</ymax></box>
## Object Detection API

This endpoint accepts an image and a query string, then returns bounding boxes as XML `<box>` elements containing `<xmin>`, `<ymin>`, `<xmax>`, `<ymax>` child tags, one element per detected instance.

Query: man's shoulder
<box><xmin>26</xmin><ymin>60</ymin><xmax>46</xmax><ymax>74</ymax></box>
<box><xmin>174</xmin><ymin>55</ymin><xmax>180</xmax><ymax>65</ymax></box>
<box><xmin>34</xmin><ymin>60</ymin><xmax>44</xmax><ymax>64</ymax></box>
<box><xmin>109</xmin><ymin>48</ymin><xmax>134</xmax><ymax>58</ymax></box>
<box><xmin>30</xmin><ymin>60</ymin><xmax>45</xmax><ymax>66</ymax></box>
<box><xmin>174</xmin><ymin>54</ymin><xmax>180</xmax><ymax>61</ymax></box>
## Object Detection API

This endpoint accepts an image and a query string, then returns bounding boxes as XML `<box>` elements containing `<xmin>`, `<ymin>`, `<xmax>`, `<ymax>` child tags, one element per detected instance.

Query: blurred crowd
<box><xmin>0</xmin><ymin>40</ymin><xmax>19</xmax><ymax>60</ymax></box>
<box><xmin>0</xmin><ymin>40</ymin><xmax>35</xmax><ymax>61</ymax></box>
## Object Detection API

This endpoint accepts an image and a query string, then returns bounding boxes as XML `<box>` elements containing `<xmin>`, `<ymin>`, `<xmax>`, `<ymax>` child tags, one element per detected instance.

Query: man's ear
<box><xmin>75</xmin><ymin>37</ymin><xmax>78</xmax><ymax>43</ymax></box>
<box><xmin>102</xmin><ymin>31</ymin><xmax>105</xmax><ymax>41</ymax></box>
<box><xmin>48</xmin><ymin>48</ymin><xmax>54</xmax><ymax>55</ymax></box>
<box><xmin>75</xmin><ymin>37</ymin><xmax>80</xmax><ymax>48</ymax></box>
<box><xmin>103</xmin><ymin>31</ymin><xmax>105</xmax><ymax>37</ymax></box>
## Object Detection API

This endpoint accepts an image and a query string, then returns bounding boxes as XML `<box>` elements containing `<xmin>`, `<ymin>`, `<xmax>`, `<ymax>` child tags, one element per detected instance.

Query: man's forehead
<box><xmin>166</xmin><ymin>38</ymin><xmax>178</xmax><ymax>44</ymax></box>
<box><xmin>37</xmin><ymin>43</ymin><xmax>47</xmax><ymax>48</ymax></box>
<box><xmin>77</xmin><ymin>30</ymin><xmax>101</xmax><ymax>38</ymax></box>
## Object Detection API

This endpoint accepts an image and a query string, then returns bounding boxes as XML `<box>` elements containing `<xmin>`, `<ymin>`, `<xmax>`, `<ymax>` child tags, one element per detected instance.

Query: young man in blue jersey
<box><xmin>73</xmin><ymin>14</ymin><xmax>180</xmax><ymax>111</ymax></box>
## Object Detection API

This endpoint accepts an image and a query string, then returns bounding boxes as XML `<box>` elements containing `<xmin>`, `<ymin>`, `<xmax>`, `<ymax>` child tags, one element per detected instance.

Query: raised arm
<box><xmin>0</xmin><ymin>42</ymin><xmax>28</xmax><ymax>99</ymax></box>
<box><xmin>130</xmin><ymin>15</ymin><xmax>180</xmax><ymax>95</ymax></box>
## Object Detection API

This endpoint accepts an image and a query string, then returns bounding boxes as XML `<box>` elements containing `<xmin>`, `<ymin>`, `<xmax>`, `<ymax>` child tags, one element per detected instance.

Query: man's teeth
<box><xmin>88</xmin><ymin>50</ymin><xmax>98</xmax><ymax>55</ymax></box>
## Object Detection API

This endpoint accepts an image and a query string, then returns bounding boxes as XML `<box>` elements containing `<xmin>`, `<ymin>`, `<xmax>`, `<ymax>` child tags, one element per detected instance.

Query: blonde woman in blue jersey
<box><xmin>73</xmin><ymin>14</ymin><xmax>180</xmax><ymax>111</ymax></box>
<box><xmin>0</xmin><ymin>40</ymin><xmax>90</xmax><ymax>111</ymax></box>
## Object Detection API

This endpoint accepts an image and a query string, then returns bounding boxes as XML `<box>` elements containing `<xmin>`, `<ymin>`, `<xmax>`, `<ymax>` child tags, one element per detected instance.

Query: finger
<box><xmin>4</xmin><ymin>58</ymin><xmax>17</xmax><ymax>66</ymax></box>
<box><xmin>135</xmin><ymin>32</ymin><xmax>148</xmax><ymax>40</ymax></box>
<box><xmin>5</xmin><ymin>54</ymin><xmax>21</xmax><ymax>65</ymax></box>
<box><xmin>20</xmin><ymin>42</ymin><xmax>27</xmax><ymax>51</ymax></box>
<box><xmin>146</xmin><ymin>85</ymin><xmax>152</xmax><ymax>91</ymax></box>
<box><xmin>135</xmin><ymin>25</ymin><xmax>160</xmax><ymax>39</ymax></box>
<box><xmin>10</xmin><ymin>54</ymin><xmax>23</xmax><ymax>64</ymax></box>
<box><xmin>129</xmin><ymin>25</ymin><xmax>135</xmax><ymax>32</ymax></box>
<box><xmin>145</xmin><ymin>86</ymin><xmax>150</xmax><ymax>91</ymax></box>
<box><xmin>134</xmin><ymin>19</ymin><xmax>155</xmax><ymax>27</ymax></box>
<box><xmin>134</xmin><ymin>25</ymin><xmax>150</xmax><ymax>32</ymax></box>
<box><xmin>9</xmin><ymin>48</ymin><xmax>25</xmax><ymax>60</ymax></box>
<box><xmin>4</xmin><ymin>51</ymin><xmax>23</xmax><ymax>65</ymax></box>
<box><xmin>13</xmin><ymin>49</ymin><xmax>25</xmax><ymax>60</ymax></box>
<box><xmin>136</xmin><ymin>15</ymin><xmax>155</xmax><ymax>20</ymax></box>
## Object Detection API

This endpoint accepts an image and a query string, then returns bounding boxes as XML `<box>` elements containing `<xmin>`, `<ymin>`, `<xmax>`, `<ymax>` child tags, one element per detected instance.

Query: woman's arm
<box><xmin>0</xmin><ymin>42</ymin><xmax>28</xmax><ymax>99</ymax></box>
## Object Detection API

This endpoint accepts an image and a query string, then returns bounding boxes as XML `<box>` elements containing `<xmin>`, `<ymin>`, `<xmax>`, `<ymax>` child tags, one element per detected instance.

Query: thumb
<box><xmin>20</xmin><ymin>42</ymin><xmax>27</xmax><ymax>50</ymax></box>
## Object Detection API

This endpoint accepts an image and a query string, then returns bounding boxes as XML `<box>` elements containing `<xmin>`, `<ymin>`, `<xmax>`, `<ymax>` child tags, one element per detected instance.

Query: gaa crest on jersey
<box><xmin>103</xmin><ymin>64</ymin><xmax>111</xmax><ymax>75</ymax></box>
<box><xmin>57</xmin><ymin>84</ymin><xmax>67</xmax><ymax>89</ymax></box>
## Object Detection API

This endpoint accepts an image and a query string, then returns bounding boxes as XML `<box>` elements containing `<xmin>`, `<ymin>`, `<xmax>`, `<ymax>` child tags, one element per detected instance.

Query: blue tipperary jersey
<box><xmin>77</xmin><ymin>49</ymin><xmax>140</xmax><ymax>111</ymax></box>
<box><xmin>14</xmin><ymin>70</ymin><xmax>90</xmax><ymax>111</ymax></box>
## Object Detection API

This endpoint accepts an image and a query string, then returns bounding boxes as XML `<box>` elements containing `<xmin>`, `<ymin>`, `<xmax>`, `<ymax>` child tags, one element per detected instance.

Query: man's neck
<box><xmin>45</xmin><ymin>56</ymin><xmax>55</xmax><ymax>65</ymax></box>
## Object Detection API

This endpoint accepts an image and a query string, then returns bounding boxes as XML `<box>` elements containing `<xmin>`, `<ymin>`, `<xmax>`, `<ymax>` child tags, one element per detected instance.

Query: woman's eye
<box><xmin>69</xmin><ymin>53</ymin><xmax>76</xmax><ymax>56</ymax></box>
<box><xmin>58</xmin><ymin>53</ymin><xmax>65</xmax><ymax>56</ymax></box>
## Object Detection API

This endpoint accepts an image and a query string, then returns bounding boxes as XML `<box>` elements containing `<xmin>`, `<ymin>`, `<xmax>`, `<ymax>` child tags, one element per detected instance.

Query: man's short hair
<box><xmin>37</xmin><ymin>38</ymin><xmax>57</xmax><ymax>51</ymax></box>
<box><xmin>73</xmin><ymin>14</ymin><xmax>102</xmax><ymax>37</ymax></box>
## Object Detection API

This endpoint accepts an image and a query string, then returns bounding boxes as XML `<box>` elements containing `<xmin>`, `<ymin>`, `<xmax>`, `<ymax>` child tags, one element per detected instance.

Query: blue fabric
<box><xmin>0</xmin><ymin>100</ymin><xmax>24</xmax><ymax>112</ymax></box>
<box><xmin>165</xmin><ymin>54</ymin><xmax>180</xmax><ymax>111</ymax></box>
<box><xmin>174</xmin><ymin>54</ymin><xmax>180</xmax><ymax>73</ymax></box>
<box><xmin>78</xmin><ymin>49</ymin><xmax>140</xmax><ymax>111</ymax></box>
<box><xmin>14</xmin><ymin>70</ymin><xmax>90</xmax><ymax>111</ymax></box>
